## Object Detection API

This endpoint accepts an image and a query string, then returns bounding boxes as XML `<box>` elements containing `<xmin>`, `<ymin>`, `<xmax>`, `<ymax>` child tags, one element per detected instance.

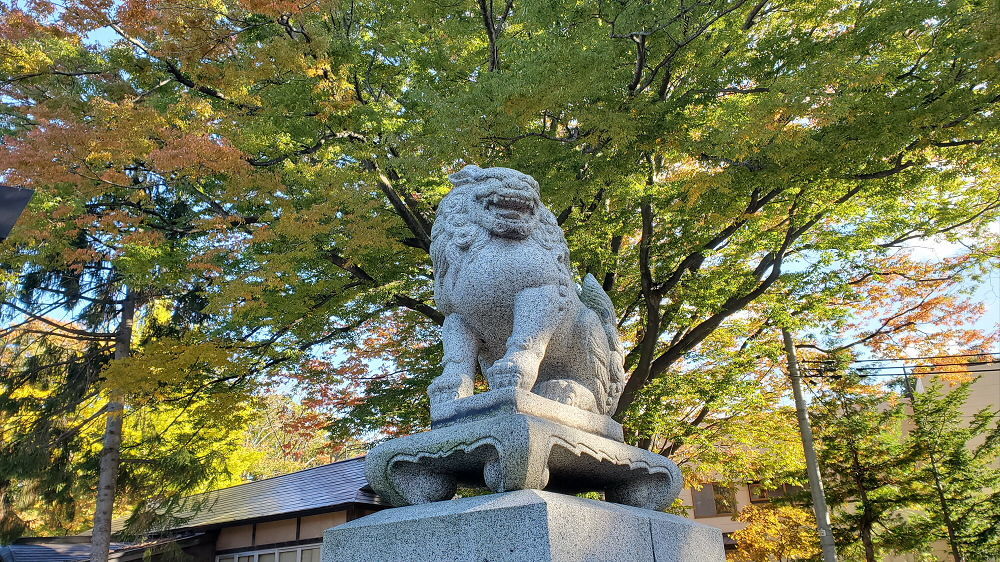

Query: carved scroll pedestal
<box><xmin>365</xmin><ymin>388</ymin><xmax>682</xmax><ymax>510</ymax></box>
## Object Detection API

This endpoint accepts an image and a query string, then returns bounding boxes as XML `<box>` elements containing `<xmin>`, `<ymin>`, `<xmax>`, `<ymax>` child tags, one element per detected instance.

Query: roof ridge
<box><xmin>78</xmin><ymin>456</ymin><xmax>373</xmax><ymax>536</ymax></box>
<box><xmin>181</xmin><ymin>455</ymin><xmax>366</xmax><ymax>500</ymax></box>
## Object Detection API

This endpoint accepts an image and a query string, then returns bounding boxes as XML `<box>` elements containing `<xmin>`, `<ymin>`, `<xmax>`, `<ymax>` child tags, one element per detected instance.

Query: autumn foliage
<box><xmin>1</xmin><ymin>0</ymin><xmax>998</xmax><ymax>548</ymax></box>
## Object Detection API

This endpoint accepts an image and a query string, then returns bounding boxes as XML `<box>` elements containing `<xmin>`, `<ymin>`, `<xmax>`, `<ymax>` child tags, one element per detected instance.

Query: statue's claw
<box><xmin>428</xmin><ymin>373</ymin><xmax>468</xmax><ymax>405</ymax></box>
<box><xmin>486</xmin><ymin>360</ymin><xmax>522</xmax><ymax>389</ymax></box>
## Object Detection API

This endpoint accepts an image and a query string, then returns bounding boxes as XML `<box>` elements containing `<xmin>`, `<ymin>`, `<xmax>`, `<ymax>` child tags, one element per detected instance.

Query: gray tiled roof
<box><xmin>73</xmin><ymin>456</ymin><xmax>384</xmax><ymax>536</ymax></box>
<box><xmin>162</xmin><ymin>456</ymin><xmax>385</xmax><ymax>531</ymax></box>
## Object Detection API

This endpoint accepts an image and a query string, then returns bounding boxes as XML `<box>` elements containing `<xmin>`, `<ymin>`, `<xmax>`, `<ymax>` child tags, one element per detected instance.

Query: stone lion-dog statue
<box><xmin>428</xmin><ymin>165</ymin><xmax>626</xmax><ymax>416</ymax></box>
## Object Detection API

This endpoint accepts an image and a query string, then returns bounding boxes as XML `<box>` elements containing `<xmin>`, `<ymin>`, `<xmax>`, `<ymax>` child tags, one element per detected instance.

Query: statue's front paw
<box><xmin>486</xmin><ymin>361</ymin><xmax>522</xmax><ymax>389</ymax></box>
<box><xmin>428</xmin><ymin>375</ymin><xmax>462</xmax><ymax>405</ymax></box>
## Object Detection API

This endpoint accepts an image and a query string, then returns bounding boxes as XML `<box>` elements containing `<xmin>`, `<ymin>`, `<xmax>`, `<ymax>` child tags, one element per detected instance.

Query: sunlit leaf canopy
<box><xmin>1</xmin><ymin>0</ymin><xmax>997</xmax><ymax>494</ymax></box>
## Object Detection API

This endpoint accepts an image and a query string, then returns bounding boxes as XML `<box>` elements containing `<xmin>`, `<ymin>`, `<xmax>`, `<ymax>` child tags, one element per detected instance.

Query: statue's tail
<box><xmin>579</xmin><ymin>273</ymin><xmax>626</xmax><ymax>415</ymax></box>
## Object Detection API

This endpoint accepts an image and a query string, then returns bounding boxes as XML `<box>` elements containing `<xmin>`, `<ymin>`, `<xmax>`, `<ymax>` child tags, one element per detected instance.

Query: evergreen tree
<box><xmin>812</xmin><ymin>374</ymin><xmax>923</xmax><ymax>561</ymax></box>
<box><xmin>904</xmin><ymin>377</ymin><xmax>1000</xmax><ymax>562</ymax></box>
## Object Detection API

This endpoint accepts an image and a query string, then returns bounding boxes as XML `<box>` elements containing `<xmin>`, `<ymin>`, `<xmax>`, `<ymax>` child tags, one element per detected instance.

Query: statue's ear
<box><xmin>527</xmin><ymin>176</ymin><xmax>540</xmax><ymax>194</ymax></box>
<box><xmin>448</xmin><ymin>164</ymin><xmax>483</xmax><ymax>187</ymax></box>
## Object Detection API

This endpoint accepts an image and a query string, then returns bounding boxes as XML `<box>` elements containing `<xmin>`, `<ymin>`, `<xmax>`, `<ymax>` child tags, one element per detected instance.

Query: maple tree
<box><xmin>730</xmin><ymin>504</ymin><xmax>821</xmax><ymax>562</ymax></box>
<box><xmin>1</xmin><ymin>0</ymin><xmax>998</xmax><ymax>554</ymax></box>
<box><xmin>236</xmin><ymin>392</ymin><xmax>366</xmax><ymax>480</ymax></box>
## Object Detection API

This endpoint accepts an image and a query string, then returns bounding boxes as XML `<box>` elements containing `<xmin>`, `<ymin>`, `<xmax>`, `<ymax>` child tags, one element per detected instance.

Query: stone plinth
<box><xmin>430</xmin><ymin>387</ymin><xmax>624</xmax><ymax>441</ymax></box>
<box><xmin>365</xmin><ymin>389</ymin><xmax>682</xmax><ymax>511</ymax></box>
<box><xmin>321</xmin><ymin>489</ymin><xmax>725</xmax><ymax>562</ymax></box>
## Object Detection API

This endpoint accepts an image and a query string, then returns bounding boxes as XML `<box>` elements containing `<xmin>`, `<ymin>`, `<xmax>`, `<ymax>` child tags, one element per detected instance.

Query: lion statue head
<box><xmin>431</xmin><ymin>165</ymin><xmax>573</xmax><ymax>312</ymax></box>
<box><xmin>441</xmin><ymin>165</ymin><xmax>547</xmax><ymax>240</ymax></box>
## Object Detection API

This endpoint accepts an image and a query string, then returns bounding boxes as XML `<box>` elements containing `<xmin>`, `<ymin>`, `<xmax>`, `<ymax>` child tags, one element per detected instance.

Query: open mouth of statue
<box><xmin>485</xmin><ymin>191</ymin><xmax>536</xmax><ymax>220</ymax></box>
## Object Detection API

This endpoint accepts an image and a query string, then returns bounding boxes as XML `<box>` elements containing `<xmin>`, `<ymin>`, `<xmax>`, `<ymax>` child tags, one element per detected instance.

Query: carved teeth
<box><xmin>487</xmin><ymin>194</ymin><xmax>535</xmax><ymax>213</ymax></box>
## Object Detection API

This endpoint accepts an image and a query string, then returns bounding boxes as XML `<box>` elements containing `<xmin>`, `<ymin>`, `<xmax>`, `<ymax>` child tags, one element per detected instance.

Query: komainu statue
<box><xmin>364</xmin><ymin>165</ymin><xmax>682</xmax><ymax>512</ymax></box>
<box><xmin>428</xmin><ymin>165</ymin><xmax>626</xmax><ymax>416</ymax></box>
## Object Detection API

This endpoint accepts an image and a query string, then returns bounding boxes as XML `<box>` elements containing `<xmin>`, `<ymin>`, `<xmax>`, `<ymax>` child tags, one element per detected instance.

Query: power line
<box><xmin>853</xmin><ymin>360</ymin><xmax>997</xmax><ymax>371</ymax></box>
<box><xmin>800</xmin><ymin>352</ymin><xmax>997</xmax><ymax>364</ymax></box>
<box><xmin>800</xmin><ymin>369</ymin><xmax>999</xmax><ymax>379</ymax></box>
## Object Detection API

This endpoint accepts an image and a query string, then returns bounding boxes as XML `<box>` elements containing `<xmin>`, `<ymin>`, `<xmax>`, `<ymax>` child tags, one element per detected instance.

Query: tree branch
<box><xmin>248</xmin><ymin>130</ymin><xmax>366</xmax><ymax>167</ymax></box>
<box><xmin>0</xmin><ymin>301</ymin><xmax>118</xmax><ymax>340</ymax></box>
<box><xmin>107</xmin><ymin>22</ymin><xmax>256</xmax><ymax>110</ymax></box>
<box><xmin>364</xmin><ymin>160</ymin><xmax>432</xmax><ymax>252</ymax></box>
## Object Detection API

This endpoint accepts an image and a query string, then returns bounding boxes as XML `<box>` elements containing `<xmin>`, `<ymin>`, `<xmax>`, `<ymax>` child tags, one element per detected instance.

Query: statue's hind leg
<box><xmin>486</xmin><ymin>284</ymin><xmax>571</xmax><ymax>392</ymax></box>
<box><xmin>532</xmin><ymin>307</ymin><xmax>607</xmax><ymax>414</ymax></box>
<box><xmin>534</xmin><ymin>379</ymin><xmax>598</xmax><ymax>412</ymax></box>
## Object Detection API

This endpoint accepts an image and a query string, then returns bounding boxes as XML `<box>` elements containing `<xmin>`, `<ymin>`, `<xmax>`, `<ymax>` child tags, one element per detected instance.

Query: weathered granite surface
<box><xmin>321</xmin><ymin>489</ymin><xmax>726</xmax><ymax>562</ymax></box>
<box><xmin>427</xmin><ymin>165</ymin><xmax>626</xmax><ymax>416</ymax></box>
<box><xmin>430</xmin><ymin>387</ymin><xmax>624</xmax><ymax>441</ymax></box>
<box><xmin>367</xmin><ymin>389</ymin><xmax>681</xmax><ymax>510</ymax></box>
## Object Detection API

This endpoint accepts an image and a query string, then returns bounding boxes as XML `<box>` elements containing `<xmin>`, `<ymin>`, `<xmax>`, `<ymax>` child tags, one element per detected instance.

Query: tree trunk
<box><xmin>90</xmin><ymin>287</ymin><xmax>136</xmax><ymax>562</ymax></box>
<box><xmin>928</xmin><ymin>451</ymin><xmax>965</xmax><ymax>562</ymax></box>
<box><xmin>848</xmin><ymin>447</ymin><xmax>876</xmax><ymax>562</ymax></box>
<box><xmin>859</xmin><ymin>520</ymin><xmax>876</xmax><ymax>562</ymax></box>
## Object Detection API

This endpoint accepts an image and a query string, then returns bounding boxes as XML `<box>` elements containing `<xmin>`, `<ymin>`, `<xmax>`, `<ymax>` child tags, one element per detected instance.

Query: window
<box><xmin>748</xmin><ymin>482</ymin><xmax>805</xmax><ymax>504</ymax></box>
<box><xmin>692</xmin><ymin>483</ymin><xmax>736</xmax><ymax>518</ymax></box>
<box><xmin>217</xmin><ymin>545</ymin><xmax>322</xmax><ymax>562</ymax></box>
<box><xmin>748</xmin><ymin>481</ymin><xmax>771</xmax><ymax>503</ymax></box>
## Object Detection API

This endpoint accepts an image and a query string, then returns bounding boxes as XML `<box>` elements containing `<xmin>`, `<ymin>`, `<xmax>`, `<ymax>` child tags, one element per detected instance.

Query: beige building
<box><xmin>676</xmin><ymin>479</ymin><xmax>804</xmax><ymax>552</ymax></box>
<box><xmin>914</xmin><ymin>359</ymin><xmax>999</xmax><ymax>425</ymax></box>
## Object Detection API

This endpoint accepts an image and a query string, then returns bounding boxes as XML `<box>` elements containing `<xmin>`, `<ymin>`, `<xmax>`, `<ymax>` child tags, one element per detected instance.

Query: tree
<box><xmin>810</xmin><ymin>374</ymin><xmax>922</xmax><ymax>561</ymax></box>
<box><xmin>904</xmin><ymin>378</ymin><xmax>1000</xmax><ymax>562</ymax></box>
<box><xmin>0</xmin><ymin>321</ymin><xmax>108</xmax><ymax>540</ymax></box>
<box><xmin>0</xmin><ymin>126</ymin><xmax>271</xmax><ymax>554</ymax></box>
<box><xmin>731</xmin><ymin>504</ymin><xmax>821</xmax><ymax>562</ymax></box>
<box><xmin>234</xmin><ymin>392</ymin><xmax>366</xmax><ymax>481</ymax></box>
<box><xmin>2</xmin><ymin>0</ymin><xmax>998</xmax><ymax>549</ymax></box>
<box><xmin>0</xmin><ymin>316</ymin><xmax>260</xmax><ymax>537</ymax></box>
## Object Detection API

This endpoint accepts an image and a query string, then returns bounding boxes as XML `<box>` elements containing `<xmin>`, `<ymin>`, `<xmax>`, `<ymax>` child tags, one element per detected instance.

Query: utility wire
<box><xmin>797</xmin><ymin>352</ymin><xmax>998</xmax><ymax>378</ymax></box>
<box><xmin>853</xmin><ymin>360</ymin><xmax>997</xmax><ymax>370</ymax></box>
<box><xmin>800</xmin><ymin>352</ymin><xmax>996</xmax><ymax>363</ymax></box>
<box><xmin>800</xmin><ymin>369</ymin><xmax>999</xmax><ymax>379</ymax></box>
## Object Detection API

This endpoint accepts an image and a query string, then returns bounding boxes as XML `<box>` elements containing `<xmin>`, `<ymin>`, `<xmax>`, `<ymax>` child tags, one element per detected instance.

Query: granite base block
<box><xmin>321</xmin><ymin>490</ymin><xmax>725</xmax><ymax>562</ymax></box>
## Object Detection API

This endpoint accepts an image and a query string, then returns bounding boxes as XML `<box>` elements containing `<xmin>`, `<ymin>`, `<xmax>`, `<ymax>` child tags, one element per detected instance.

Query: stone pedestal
<box><xmin>322</xmin><ymin>489</ymin><xmax>725</xmax><ymax>562</ymax></box>
<box><xmin>365</xmin><ymin>388</ymin><xmax>682</xmax><ymax>511</ymax></box>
